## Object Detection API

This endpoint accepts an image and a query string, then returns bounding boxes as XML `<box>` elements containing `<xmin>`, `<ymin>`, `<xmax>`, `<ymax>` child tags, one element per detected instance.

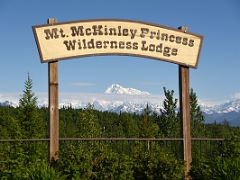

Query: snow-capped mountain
<box><xmin>201</xmin><ymin>99</ymin><xmax>240</xmax><ymax>126</ymax></box>
<box><xmin>0</xmin><ymin>101</ymin><xmax>15</xmax><ymax>107</ymax></box>
<box><xmin>92</xmin><ymin>101</ymin><xmax>162</xmax><ymax>114</ymax></box>
<box><xmin>1</xmin><ymin>84</ymin><xmax>240</xmax><ymax>126</ymax></box>
<box><xmin>86</xmin><ymin>96</ymin><xmax>240</xmax><ymax>126</ymax></box>
<box><xmin>201</xmin><ymin>99</ymin><xmax>240</xmax><ymax>114</ymax></box>
<box><xmin>105</xmin><ymin>84</ymin><xmax>150</xmax><ymax>96</ymax></box>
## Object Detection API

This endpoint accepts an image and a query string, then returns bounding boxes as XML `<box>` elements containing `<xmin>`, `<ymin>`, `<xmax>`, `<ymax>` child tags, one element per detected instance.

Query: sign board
<box><xmin>33</xmin><ymin>19</ymin><xmax>203</xmax><ymax>68</ymax></box>
<box><xmin>33</xmin><ymin>18</ymin><xmax>202</xmax><ymax>176</ymax></box>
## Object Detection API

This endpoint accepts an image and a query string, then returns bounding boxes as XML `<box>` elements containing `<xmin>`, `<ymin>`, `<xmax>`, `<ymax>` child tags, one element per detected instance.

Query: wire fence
<box><xmin>0</xmin><ymin>137</ymin><xmax>225</xmax><ymax>164</ymax></box>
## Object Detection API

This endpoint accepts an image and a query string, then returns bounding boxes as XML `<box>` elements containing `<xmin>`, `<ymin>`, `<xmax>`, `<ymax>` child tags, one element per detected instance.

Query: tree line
<box><xmin>1</xmin><ymin>74</ymin><xmax>240</xmax><ymax>179</ymax></box>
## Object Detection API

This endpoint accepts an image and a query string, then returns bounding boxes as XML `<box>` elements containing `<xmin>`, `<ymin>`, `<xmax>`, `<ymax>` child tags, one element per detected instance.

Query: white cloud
<box><xmin>2</xmin><ymin>88</ymin><xmax>240</xmax><ymax>112</ymax></box>
<box><xmin>58</xmin><ymin>92</ymin><xmax>164</xmax><ymax>108</ymax></box>
<box><xmin>232</xmin><ymin>92</ymin><xmax>240</xmax><ymax>99</ymax></box>
<box><xmin>198</xmin><ymin>97</ymin><xmax>233</xmax><ymax>108</ymax></box>
<box><xmin>199</xmin><ymin>99</ymin><xmax>220</xmax><ymax>107</ymax></box>
<box><xmin>0</xmin><ymin>92</ymin><xmax>164</xmax><ymax>109</ymax></box>
<box><xmin>0</xmin><ymin>93</ymin><xmax>20</xmax><ymax>106</ymax></box>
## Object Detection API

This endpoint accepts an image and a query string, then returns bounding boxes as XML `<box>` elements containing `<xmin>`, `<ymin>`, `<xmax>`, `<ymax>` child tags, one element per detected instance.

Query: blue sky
<box><xmin>0</xmin><ymin>0</ymin><xmax>240</xmax><ymax>103</ymax></box>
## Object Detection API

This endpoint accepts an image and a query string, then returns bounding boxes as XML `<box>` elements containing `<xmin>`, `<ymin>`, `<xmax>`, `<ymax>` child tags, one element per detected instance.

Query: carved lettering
<box><xmin>44</xmin><ymin>28</ymin><xmax>59</xmax><ymax>40</ymax></box>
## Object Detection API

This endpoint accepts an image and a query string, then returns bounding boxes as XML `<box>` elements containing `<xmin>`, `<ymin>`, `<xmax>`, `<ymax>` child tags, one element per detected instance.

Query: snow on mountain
<box><xmin>1</xmin><ymin>85</ymin><xmax>240</xmax><ymax>126</ymax></box>
<box><xmin>201</xmin><ymin>99</ymin><xmax>240</xmax><ymax>114</ymax></box>
<box><xmin>0</xmin><ymin>101</ymin><xmax>15</xmax><ymax>107</ymax></box>
<box><xmin>105</xmin><ymin>84</ymin><xmax>150</xmax><ymax>96</ymax></box>
<box><xmin>0</xmin><ymin>93</ymin><xmax>19</xmax><ymax>107</ymax></box>
<box><xmin>200</xmin><ymin>99</ymin><xmax>240</xmax><ymax>126</ymax></box>
<box><xmin>102</xmin><ymin>101</ymin><xmax>161</xmax><ymax>114</ymax></box>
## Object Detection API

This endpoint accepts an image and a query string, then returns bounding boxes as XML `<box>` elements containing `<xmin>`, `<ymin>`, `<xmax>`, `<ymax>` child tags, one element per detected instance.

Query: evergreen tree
<box><xmin>18</xmin><ymin>73</ymin><xmax>44</xmax><ymax>138</ymax></box>
<box><xmin>0</xmin><ymin>106</ymin><xmax>20</xmax><ymax>138</ymax></box>
<box><xmin>159</xmin><ymin>87</ymin><xmax>180</xmax><ymax>137</ymax></box>
<box><xmin>59</xmin><ymin>106</ymin><xmax>79</xmax><ymax>137</ymax></box>
<box><xmin>119</xmin><ymin>112</ymin><xmax>139</xmax><ymax>137</ymax></box>
<box><xmin>139</xmin><ymin>104</ymin><xmax>159</xmax><ymax>138</ymax></box>
<box><xmin>19</xmin><ymin>74</ymin><xmax>37</xmax><ymax>108</ymax></box>
<box><xmin>76</xmin><ymin>104</ymin><xmax>101</xmax><ymax>137</ymax></box>
<box><xmin>190</xmin><ymin>89</ymin><xmax>205</xmax><ymax>137</ymax></box>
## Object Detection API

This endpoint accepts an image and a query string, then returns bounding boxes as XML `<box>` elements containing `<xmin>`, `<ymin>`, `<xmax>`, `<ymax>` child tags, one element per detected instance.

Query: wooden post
<box><xmin>48</xmin><ymin>18</ymin><xmax>59</xmax><ymax>162</ymax></box>
<box><xmin>179</xmin><ymin>26</ymin><xmax>192</xmax><ymax>179</ymax></box>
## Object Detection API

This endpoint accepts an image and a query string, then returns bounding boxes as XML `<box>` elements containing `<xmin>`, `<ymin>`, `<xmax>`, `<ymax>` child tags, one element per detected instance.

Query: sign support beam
<box><xmin>48</xmin><ymin>18</ymin><xmax>59</xmax><ymax>162</ymax></box>
<box><xmin>32</xmin><ymin>20</ymin><xmax>202</xmax><ymax>175</ymax></box>
<box><xmin>179</xmin><ymin>65</ymin><xmax>192</xmax><ymax>179</ymax></box>
<box><xmin>179</xmin><ymin>26</ymin><xmax>192</xmax><ymax>179</ymax></box>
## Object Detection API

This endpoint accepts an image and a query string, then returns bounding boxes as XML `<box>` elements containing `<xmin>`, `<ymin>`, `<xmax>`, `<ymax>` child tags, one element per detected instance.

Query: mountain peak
<box><xmin>105</xmin><ymin>84</ymin><xmax>150</xmax><ymax>96</ymax></box>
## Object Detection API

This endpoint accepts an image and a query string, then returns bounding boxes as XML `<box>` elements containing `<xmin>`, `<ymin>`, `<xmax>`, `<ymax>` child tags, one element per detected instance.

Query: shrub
<box><xmin>133</xmin><ymin>150</ymin><xmax>184</xmax><ymax>180</ymax></box>
<box><xmin>27</xmin><ymin>160</ymin><xmax>65</xmax><ymax>180</ymax></box>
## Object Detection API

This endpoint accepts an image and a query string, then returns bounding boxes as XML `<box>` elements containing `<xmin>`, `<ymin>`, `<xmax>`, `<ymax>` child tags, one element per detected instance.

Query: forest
<box><xmin>1</xmin><ymin>75</ymin><xmax>240</xmax><ymax>179</ymax></box>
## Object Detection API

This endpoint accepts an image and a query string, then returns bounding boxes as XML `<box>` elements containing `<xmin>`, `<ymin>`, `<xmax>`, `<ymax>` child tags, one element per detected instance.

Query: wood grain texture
<box><xmin>48</xmin><ymin>18</ymin><xmax>59</xmax><ymax>162</ymax></box>
<box><xmin>179</xmin><ymin>65</ymin><xmax>192</xmax><ymax>179</ymax></box>
<box><xmin>179</xmin><ymin>25</ymin><xmax>192</xmax><ymax>180</ymax></box>
<box><xmin>33</xmin><ymin>19</ymin><xmax>203</xmax><ymax>68</ymax></box>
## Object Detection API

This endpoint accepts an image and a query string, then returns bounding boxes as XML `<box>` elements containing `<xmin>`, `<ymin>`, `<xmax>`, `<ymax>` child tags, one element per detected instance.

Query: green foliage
<box><xmin>56</xmin><ymin>142</ymin><xmax>185</xmax><ymax>180</ymax></box>
<box><xmin>2</xmin><ymin>77</ymin><xmax>240</xmax><ymax>179</ymax></box>
<box><xmin>0</xmin><ymin>152</ymin><xmax>29</xmax><ymax>179</ymax></box>
<box><xmin>190</xmin><ymin>89</ymin><xmax>206</xmax><ymax>137</ymax></box>
<box><xmin>60</xmin><ymin>106</ymin><xmax>79</xmax><ymax>137</ymax></box>
<box><xmin>139</xmin><ymin>105</ymin><xmax>159</xmax><ymax>138</ymax></box>
<box><xmin>57</xmin><ymin>143</ymin><xmax>135</xmax><ymax>180</ymax></box>
<box><xmin>119</xmin><ymin>113</ymin><xmax>139</xmax><ymax>137</ymax></box>
<box><xmin>206</xmin><ymin>122</ymin><xmax>233</xmax><ymax>138</ymax></box>
<box><xmin>0</xmin><ymin>107</ymin><xmax>21</xmax><ymax>138</ymax></box>
<box><xmin>215</xmin><ymin>157</ymin><xmax>240</xmax><ymax>180</ymax></box>
<box><xmin>92</xmin><ymin>149</ymin><xmax>134</xmax><ymax>180</ymax></box>
<box><xmin>18</xmin><ymin>73</ymin><xmax>45</xmax><ymax>138</ymax></box>
<box><xmin>19</xmin><ymin>73</ymin><xmax>37</xmax><ymax>108</ymax></box>
<box><xmin>0</xmin><ymin>154</ymin><xmax>64</xmax><ymax>180</ymax></box>
<box><xmin>158</xmin><ymin>87</ymin><xmax>180</xmax><ymax>137</ymax></box>
<box><xmin>191</xmin><ymin>156</ymin><xmax>240</xmax><ymax>180</ymax></box>
<box><xmin>76</xmin><ymin>104</ymin><xmax>101</xmax><ymax>137</ymax></box>
<box><xmin>133</xmin><ymin>150</ymin><xmax>184</xmax><ymax>179</ymax></box>
<box><xmin>190</xmin><ymin>158</ymin><xmax>214</xmax><ymax>180</ymax></box>
<box><xmin>191</xmin><ymin>136</ymin><xmax>240</xmax><ymax>180</ymax></box>
<box><xmin>27</xmin><ymin>160</ymin><xmax>66</xmax><ymax>180</ymax></box>
<box><xmin>58</xmin><ymin>143</ymin><xmax>94</xmax><ymax>179</ymax></box>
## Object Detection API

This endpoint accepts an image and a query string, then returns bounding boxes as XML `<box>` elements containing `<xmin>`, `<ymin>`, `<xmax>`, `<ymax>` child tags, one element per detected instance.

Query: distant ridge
<box><xmin>1</xmin><ymin>84</ymin><xmax>240</xmax><ymax>126</ymax></box>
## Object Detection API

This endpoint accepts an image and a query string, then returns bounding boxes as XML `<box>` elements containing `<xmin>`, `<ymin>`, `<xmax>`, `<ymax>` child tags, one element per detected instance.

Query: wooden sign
<box><xmin>33</xmin><ymin>19</ymin><xmax>203</xmax><ymax>67</ymax></box>
<box><xmin>33</xmin><ymin>18</ymin><xmax>202</xmax><ymax>178</ymax></box>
